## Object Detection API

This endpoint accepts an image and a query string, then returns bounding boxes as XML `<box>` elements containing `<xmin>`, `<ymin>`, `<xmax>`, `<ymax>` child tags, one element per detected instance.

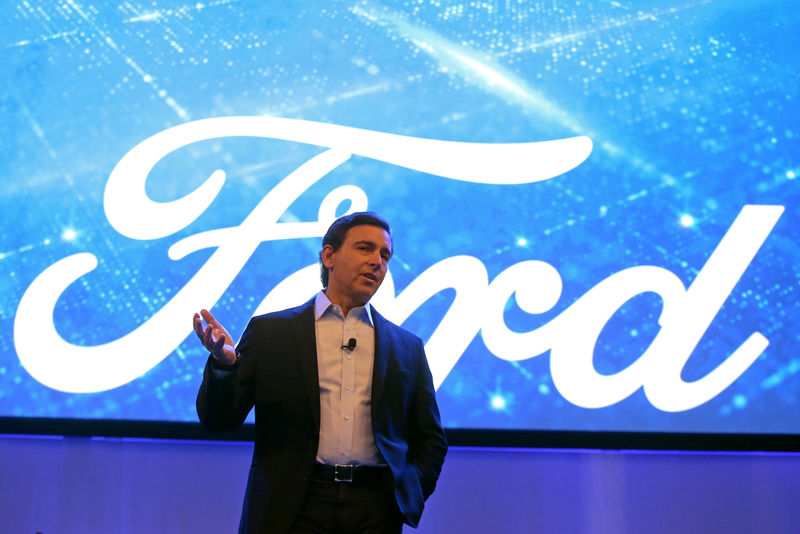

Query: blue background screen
<box><xmin>2</xmin><ymin>0</ymin><xmax>798</xmax><ymax>436</ymax></box>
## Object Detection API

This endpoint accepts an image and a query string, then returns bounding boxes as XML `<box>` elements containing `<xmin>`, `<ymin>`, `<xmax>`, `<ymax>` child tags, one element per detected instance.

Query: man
<box><xmin>194</xmin><ymin>211</ymin><xmax>447</xmax><ymax>534</ymax></box>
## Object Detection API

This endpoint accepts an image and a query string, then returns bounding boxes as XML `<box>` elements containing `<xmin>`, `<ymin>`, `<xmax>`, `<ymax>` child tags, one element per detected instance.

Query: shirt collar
<box><xmin>314</xmin><ymin>290</ymin><xmax>374</xmax><ymax>326</ymax></box>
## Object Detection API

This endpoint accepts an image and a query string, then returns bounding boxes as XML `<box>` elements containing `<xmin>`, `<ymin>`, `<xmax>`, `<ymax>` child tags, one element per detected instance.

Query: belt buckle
<box><xmin>333</xmin><ymin>464</ymin><xmax>354</xmax><ymax>483</ymax></box>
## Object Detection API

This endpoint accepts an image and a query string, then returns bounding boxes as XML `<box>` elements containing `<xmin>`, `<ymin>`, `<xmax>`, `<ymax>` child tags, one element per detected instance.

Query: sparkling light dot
<box><xmin>679</xmin><ymin>214</ymin><xmax>695</xmax><ymax>227</ymax></box>
<box><xmin>787</xmin><ymin>170</ymin><xmax>796</xmax><ymax>179</ymax></box>
<box><xmin>490</xmin><ymin>395</ymin><xmax>506</xmax><ymax>410</ymax></box>
<box><xmin>516</xmin><ymin>237</ymin><xmax>528</xmax><ymax>246</ymax></box>
<box><xmin>62</xmin><ymin>229</ymin><xmax>77</xmax><ymax>241</ymax></box>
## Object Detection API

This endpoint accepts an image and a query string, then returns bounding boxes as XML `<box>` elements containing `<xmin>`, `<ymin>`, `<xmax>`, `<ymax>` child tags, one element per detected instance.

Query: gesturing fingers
<box><xmin>203</xmin><ymin>323</ymin><xmax>217</xmax><ymax>352</ymax></box>
<box><xmin>193</xmin><ymin>313</ymin><xmax>205</xmax><ymax>340</ymax></box>
<box><xmin>212</xmin><ymin>332</ymin><xmax>227</xmax><ymax>355</ymax></box>
<box><xmin>200</xmin><ymin>308</ymin><xmax>218</xmax><ymax>328</ymax></box>
<box><xmin>193</xmin><ymin>309</ymin><xmax>234</xmax><ymax>360</ymax></box>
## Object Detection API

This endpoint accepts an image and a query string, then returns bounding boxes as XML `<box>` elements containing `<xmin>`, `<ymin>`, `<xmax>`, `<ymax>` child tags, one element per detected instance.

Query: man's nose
<box><xmin>369</xmin><ymin>251</ymin><xmax>384</xmax><ymax>267</ymax></box>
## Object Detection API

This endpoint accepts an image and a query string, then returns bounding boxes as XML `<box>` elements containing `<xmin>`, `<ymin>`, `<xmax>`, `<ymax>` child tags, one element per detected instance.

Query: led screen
<box><xmin>2</xmin><ymin>0</ymin><xmax>798</xmax><ymax>441</ymax></box>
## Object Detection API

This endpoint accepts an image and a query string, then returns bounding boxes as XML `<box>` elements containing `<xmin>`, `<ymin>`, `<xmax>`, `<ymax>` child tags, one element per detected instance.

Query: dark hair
<box><xmin>319</xmin><ymin>211</ymin><xmax>392</xmax><ymax>288</ymax></box>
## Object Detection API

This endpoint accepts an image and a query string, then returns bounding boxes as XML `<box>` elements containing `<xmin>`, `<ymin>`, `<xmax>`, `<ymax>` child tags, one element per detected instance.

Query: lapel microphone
<box><xmin>341</xmin><ymin>338</ymin><xmax>357</xmax><ymax>351</ymax></box>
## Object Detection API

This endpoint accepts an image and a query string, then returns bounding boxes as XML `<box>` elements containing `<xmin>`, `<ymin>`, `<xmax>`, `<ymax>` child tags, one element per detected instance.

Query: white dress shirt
<box><xmin>313</xmin><ymin>291</ymin><xmax>383</xmax><ymax>466</ymax></box>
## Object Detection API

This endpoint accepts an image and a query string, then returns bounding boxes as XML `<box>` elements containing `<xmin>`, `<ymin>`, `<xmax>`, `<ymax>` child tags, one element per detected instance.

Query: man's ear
<box><xmin>320</xmin><ymin>244</ymin><xmax>335</xmax><ymax>269</ymax></box>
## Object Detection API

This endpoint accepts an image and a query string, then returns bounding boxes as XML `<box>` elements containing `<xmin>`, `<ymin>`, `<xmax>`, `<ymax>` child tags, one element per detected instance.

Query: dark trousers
<box><xmin>288</xmin><ymin>469</ymin><xmax>403</xmax><ymax>534</ymax></box>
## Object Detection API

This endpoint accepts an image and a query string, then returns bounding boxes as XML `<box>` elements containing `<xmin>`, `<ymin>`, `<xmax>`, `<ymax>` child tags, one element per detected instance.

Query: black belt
<box><xmin>311</xmin><ymin>463</ymin><xmax>392</xmax><ymax>484</ymax></box>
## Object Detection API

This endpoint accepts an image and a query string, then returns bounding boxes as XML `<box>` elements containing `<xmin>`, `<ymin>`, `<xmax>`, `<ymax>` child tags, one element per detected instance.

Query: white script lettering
<box><xmin>12</xmin><ymin>117</ymin><xmax>783</xmax><ymax>413</ymax></box>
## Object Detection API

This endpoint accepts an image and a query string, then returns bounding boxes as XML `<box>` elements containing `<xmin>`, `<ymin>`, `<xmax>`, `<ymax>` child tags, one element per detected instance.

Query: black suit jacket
<box><xmin>197</xmin><ymin>298</ymin><xmax>448</xmax><ymax>534</ymax></box>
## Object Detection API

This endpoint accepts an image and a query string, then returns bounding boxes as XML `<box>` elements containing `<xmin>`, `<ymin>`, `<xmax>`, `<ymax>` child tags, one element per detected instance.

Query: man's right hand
<box><xmin>193</xmin><ymin>309</ymin><xmax>237</xmax><ymax>365</ymax></box>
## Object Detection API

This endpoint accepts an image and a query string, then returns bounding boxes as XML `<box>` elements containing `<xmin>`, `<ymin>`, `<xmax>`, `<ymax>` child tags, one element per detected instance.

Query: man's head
<box><xmin>319</xmin><ymin>212</ymin><xmax>393</xmax><ymax>309</ymax></box>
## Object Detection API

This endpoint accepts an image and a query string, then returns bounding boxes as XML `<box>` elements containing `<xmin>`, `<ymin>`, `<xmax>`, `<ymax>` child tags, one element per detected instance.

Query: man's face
<box><xmin>322</xmin><ymin>224</ymin><xmax>393</xmax><ymax>307</ymax></box>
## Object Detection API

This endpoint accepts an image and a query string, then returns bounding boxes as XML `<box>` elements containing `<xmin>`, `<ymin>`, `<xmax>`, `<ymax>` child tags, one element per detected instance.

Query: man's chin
<box><xmin>355</xmin><ymin>284</ymin><xmax>380</xmax><ymax>303</ymax></box>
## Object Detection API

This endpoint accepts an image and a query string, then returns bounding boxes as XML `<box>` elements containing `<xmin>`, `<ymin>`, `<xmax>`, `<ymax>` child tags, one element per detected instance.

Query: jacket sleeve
<box><xmin>196</xmin><ymin>317</ymin><xmax>259</xmax><ymax>433</ymax></box>
<box><xmin>406</xmin><ymin>338</ymin><xmax>448</xmax><ymax>501</ymax></box>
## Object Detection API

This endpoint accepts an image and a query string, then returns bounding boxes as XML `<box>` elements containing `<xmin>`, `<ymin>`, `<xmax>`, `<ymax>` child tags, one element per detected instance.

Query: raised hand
<box><xmin>193</xmin><ymin>309</ymin><xmax>237</xmax><ymax>365</ymax></box>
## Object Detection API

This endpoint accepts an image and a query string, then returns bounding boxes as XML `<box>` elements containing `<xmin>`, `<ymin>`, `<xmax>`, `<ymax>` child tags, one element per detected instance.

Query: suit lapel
<box><xmin>290</xmin><ymin>299</ymin><xmax>320</xmax><ymax>430</ymax></box>
<box><xmin>371</xmin><ymin>307</ymin><xmax>391</xmax><ymax>407</ymax></box>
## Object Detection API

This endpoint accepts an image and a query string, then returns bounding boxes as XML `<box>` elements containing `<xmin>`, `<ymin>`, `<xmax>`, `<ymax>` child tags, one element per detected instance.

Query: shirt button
<box><xmin>344</xmin><ymin>416</ymin><xmax>350</xmax><ymax>420</ymax></box>
<box><xmin>345</xmin><ymin>386</ymin><xmax>351</xmax><ymax>390</ymax></box>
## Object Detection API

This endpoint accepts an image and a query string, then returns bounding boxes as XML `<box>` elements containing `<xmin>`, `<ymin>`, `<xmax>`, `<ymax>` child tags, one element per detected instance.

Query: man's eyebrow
<box><xmin>354</xmin><ymin>240</ymin><xmax>392</xmax><ymax>256</ymax></box>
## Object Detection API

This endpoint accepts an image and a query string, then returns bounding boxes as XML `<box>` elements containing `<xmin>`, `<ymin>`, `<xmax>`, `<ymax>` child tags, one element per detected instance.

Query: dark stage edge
<box><xmin>0</xmin><ymin>417</ymin><xmax>797</xmax><ymax>452</ymax></box>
